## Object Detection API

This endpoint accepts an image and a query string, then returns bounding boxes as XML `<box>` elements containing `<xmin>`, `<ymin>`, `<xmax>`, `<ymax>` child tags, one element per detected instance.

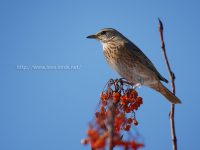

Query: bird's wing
<box><xmin>124</xmin><ymin>42</ymin><xmax>168</xmax><ymax>83</ymax></box>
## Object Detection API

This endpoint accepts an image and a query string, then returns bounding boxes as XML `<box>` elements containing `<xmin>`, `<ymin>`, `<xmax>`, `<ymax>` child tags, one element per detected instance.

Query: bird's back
<box><xmin>124</xmin><ymin>41</ymin><xmax>168</xmax><ymax>83</ymax></box>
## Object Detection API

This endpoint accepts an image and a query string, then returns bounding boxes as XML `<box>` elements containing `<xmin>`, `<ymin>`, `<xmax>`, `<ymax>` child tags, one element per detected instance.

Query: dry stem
<box><xmin>158</xmin><ymin>18</ymin><xmax>177</xmax><ymax>150</ymax></box>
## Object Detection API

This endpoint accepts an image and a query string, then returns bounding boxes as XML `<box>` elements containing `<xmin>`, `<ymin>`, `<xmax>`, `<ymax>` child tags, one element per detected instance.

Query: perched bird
<box><xmin>87</xmin><ymin>28</ymin><xmax>181</xmax><ymax>104</ymax></box>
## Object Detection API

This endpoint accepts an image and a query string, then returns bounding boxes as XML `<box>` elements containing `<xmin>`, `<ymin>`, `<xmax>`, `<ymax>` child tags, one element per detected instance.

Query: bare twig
<box><xmin>158</xmin><ymin>18</ymin><xmax>177</xmax><ymax>150</ymax></box>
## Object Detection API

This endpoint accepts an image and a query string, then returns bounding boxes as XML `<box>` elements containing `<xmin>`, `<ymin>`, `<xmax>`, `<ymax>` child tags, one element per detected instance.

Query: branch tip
<box><xmin>158</xmin><ymin>18</ymin><xmax>163</xmax><ymax>31</ymax></box>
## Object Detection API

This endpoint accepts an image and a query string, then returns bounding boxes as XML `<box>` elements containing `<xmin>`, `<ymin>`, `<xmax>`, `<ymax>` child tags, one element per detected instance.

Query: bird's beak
<box><xmin>86</xmin><ymin>34</ymin><xmax>97</xmax><ymax>39</ymax></box>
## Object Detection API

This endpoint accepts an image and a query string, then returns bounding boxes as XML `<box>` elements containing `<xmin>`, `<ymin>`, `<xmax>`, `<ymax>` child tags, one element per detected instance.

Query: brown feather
<box><xmin>124</xmin><ymin>42</ymin><xmax>168</xmax><ymax>83</ymax></box>
<box><xmin>151</xmin><ymin>82</ymin><xmax>181</xmax><ymax>104</ymax></box>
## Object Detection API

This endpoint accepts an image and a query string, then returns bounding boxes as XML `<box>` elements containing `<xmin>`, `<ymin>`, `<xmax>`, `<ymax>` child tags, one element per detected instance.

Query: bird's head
<box><xmin>87</xmin><ymin>28</ymin><xmax>127</xmax><ymax>43</ymax></box>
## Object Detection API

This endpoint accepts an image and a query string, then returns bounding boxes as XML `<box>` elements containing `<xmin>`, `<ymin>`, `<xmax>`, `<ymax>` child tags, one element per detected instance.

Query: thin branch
<box><xmin>158</xmin><ymin>18</ymin><xmax>177</xmax><ymax>150</ymax></box>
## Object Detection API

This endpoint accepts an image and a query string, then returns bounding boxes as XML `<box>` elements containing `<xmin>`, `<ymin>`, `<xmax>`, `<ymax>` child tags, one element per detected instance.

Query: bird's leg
<box><xmin>132</xmin><ymin>83</ymin><xmax>142</xmax><ymax>89</ymax></box>
<box><xmin>117</xmin><ymin>78</ymin><xmax>137</xmax><ymax>88</ymax></box>
<box><xmin>132</xmin><ymin>78</ymin><xmax>144</xmax><ymax>89</ymax></box>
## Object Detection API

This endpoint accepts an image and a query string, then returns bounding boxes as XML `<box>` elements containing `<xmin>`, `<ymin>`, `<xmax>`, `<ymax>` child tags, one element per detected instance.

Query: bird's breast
<box><xmin>103</xmin><ymin>43</ymin><xmax>122</xmax><ymax>65</ymax></box>
<box><xmin>102</xmin><ymin>42</ymin><xmax>157</xmax><ymax>85</ymax></box>
<box><xmin>103</xmin><ymin>42</ymin><xmax>134</xmax><ymax>67</ymax></box>
<box><xmin>103</xmin><ymin>43</ymin><xmax>135</xmax><ymax>79</ymax></box>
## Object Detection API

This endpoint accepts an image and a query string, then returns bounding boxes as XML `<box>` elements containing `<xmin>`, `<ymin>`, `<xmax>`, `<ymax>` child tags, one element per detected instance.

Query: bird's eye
<box><xmin>101</xmin><ymin>31</ymin><xmax>107</xmax><ymax>35</ymax></box>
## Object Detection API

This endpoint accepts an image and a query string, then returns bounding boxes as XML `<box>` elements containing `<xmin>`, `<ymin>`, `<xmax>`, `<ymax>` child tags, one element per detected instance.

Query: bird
<box><xmin>87</xmin><ymin>28</ymin><xmax>181</xmax><ymax>104</ymax></box>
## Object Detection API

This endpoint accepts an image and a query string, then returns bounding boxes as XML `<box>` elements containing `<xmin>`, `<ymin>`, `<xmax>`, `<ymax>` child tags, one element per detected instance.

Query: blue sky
<box><xmin>0</xmin><ymin>0</ymin><xmax>200</xmax><ymax>150</ymax></box>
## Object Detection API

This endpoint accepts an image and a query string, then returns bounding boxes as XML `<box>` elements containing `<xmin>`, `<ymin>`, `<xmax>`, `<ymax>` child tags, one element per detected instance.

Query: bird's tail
<box><xmin>156</xmin><ymin>83</ymin><xmax>181</xmax><ymax>104</ymax></box>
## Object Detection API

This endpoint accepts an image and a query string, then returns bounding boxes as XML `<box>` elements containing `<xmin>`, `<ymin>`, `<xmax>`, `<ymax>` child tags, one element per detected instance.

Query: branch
<box><xmin>107</xmin><ymin>100</ymin><xmax>115</xmax><ymax>150</ymax></box>
<box><xmin>158</xmin><ymin>18</ymin><xmax>178</xmax><ymax>150</ymax></box>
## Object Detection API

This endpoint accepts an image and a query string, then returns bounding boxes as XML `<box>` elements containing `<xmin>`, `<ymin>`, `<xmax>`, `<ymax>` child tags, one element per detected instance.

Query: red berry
<box><xmin>81</xmin><ymin>138</ymin><xmax>88</xmax><ymax>145</ymax></box>
<box><xmin>125</xmin><ymin>108</ymin><xmax>131</xmax><ymax>113</ymax></box>
<box><xmin>137</xmin><ymin>97</ymin><xmax>143</xmax><ymax>104</ymax></box>
<box><xmin>127</xmin><ymin>118</ymin><xmax>133</xmax><ymax>124</ymax></box>
<box><xmin>124</xmin><ymin>125</ymin><xmax>131</xmax><ymax>131</ymax></box>
<box><xmin>133</xmin><ymin>119</ymin><xmax>138</xmax><ymax>126</ymax></box>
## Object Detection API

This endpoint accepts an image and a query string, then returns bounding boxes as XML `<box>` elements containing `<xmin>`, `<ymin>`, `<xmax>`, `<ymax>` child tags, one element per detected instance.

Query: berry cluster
<box><xmin>82</xmin><ymin>79</ymin><xmax>144</xmax><ymax>150</ymax></box>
